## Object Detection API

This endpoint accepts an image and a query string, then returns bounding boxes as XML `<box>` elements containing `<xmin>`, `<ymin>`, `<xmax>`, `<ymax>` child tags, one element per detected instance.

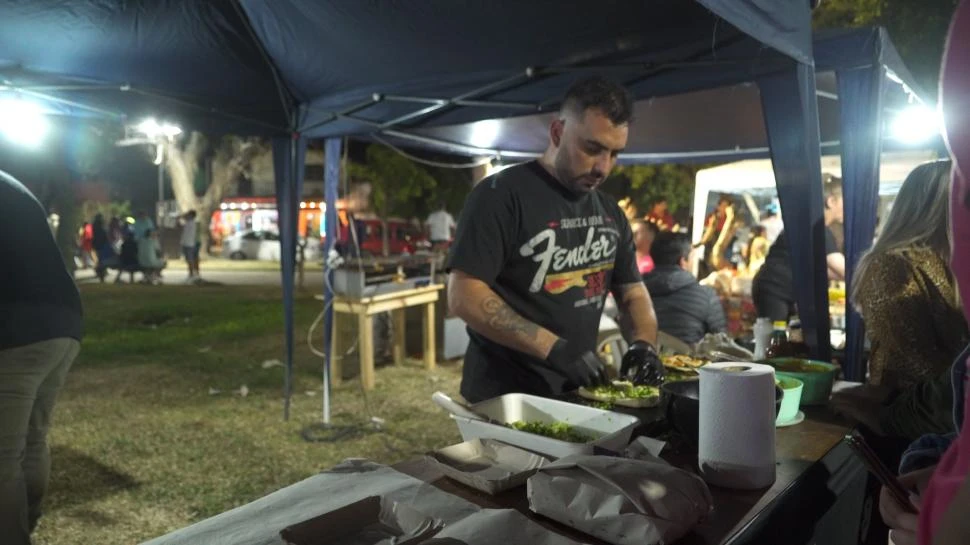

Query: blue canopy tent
<box><xmin>0</xmin><ymin>0</ymin><xmax>827</xmax><ymax>418</ymax></box>
<box><xmin>389</xmin><ymin>28</ymin><xmax>932</xmax><ymax>381</ymax></box>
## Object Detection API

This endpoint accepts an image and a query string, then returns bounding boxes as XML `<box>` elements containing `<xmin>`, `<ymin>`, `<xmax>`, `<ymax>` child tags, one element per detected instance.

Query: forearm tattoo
<box><xmin>481</xmin><ymin>296</ymin><xmax>539</xmax><ymax>338</ymax></box>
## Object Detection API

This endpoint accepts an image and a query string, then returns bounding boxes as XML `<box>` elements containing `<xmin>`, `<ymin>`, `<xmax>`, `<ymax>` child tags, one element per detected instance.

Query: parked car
<box><xmin>334</xmin><ymin>217</ymin><xmax>429</xmax><ymax>256</ymax></box>
<box><xmin>222</xmin><ymin>229</ymin><xmax>319</xmax><ymax>261</ymax></box>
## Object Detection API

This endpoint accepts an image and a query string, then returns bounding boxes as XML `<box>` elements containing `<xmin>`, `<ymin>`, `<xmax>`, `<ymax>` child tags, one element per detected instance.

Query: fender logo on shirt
<box><xmin>519</xmin><ymin>225</ymin><xmax>618</xmax><ymax>293</ymax></box>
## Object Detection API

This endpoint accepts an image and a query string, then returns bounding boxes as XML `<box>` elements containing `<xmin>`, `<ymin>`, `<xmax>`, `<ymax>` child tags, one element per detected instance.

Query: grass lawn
<box><xmin>34</xmin><ymin>284</ymin><xmax>463</xmax><ymax>545</ymax></box>
<box><xmin>166</xmin><ymin>257</ymin><xmax>323</xmax><ymax>271</ymax></box>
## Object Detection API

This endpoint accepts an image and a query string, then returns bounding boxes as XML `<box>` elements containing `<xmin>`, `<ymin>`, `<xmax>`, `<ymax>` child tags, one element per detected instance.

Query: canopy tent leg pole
<box><xmin>273</xmin><ymin>134</ymin><xmax>308</xmax><ymax>420</ymax></box>
<box><xmin>758</xmin><ymin>63</ymin><xmax>831</xmax><ymax>361</ymax></box>
<box><xmin>322</xmin><ymin>137</ymin><xmax>342</xmax><ymax>425</ymax></box>
<box><xmin>837</xmin><ymin>65</ymin><xmax>886</xmax><ymax>381</ymax></box>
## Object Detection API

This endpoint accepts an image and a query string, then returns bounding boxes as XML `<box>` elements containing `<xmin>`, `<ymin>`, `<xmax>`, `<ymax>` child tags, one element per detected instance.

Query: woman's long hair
<box><xmin>851</xmin><ymin>159</ymin><xmax>953</xmax><ymax>311</ymax></box>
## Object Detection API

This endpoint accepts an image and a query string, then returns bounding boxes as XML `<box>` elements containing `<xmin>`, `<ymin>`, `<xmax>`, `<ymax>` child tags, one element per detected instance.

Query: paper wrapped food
<box><xmin>527</xmin><ymin>455</ymin><xmax>712</xmax><ymax>545</ymax></box>
<box><xmin>426</xmin><ymin>438</ymin><xmax>551</xmax><ymax>495</ymax></box>
<box><xmin>280</xmin><ymin>496</ymin><xmax>442</xmax><ymax>545</ymax></box>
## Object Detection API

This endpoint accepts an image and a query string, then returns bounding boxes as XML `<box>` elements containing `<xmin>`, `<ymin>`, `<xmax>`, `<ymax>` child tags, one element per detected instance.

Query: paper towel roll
<box><xmin>697</xmin><ymin>362</ymin><xmax>776</xmax><ymax>489</ymax></box>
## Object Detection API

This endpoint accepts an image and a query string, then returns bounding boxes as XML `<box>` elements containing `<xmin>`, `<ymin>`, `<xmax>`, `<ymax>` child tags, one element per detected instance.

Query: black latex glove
<box><xmin>620</xmin><ymin>340</ymin><xmax>665</xmax><ymax>386</ymax></box>
<box><xmin>546</xmin><ymin>339</ymin><xmax>608</xmax><ymax>388</ymax></box>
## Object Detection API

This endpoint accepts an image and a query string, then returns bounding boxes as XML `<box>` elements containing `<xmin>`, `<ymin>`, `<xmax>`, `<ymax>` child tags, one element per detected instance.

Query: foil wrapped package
<box><xmin>527</xmin><ymin>455</ymin><xmax>712</xmax><ymax>545</ymax></box>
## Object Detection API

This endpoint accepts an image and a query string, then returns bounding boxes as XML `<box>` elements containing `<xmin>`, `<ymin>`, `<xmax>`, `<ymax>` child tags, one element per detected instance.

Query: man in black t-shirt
<box><xmin>446</xmin><ymin>77</ymin><xmax>663</xmax><ymax>403</ymax></box>
<box><xmin>752</xmin><ymin>176</ymin><xmax>846</xmax><ymax>322</ymax></box>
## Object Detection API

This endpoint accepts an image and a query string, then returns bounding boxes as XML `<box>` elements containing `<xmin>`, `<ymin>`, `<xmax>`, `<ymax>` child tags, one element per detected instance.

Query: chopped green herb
<box><xmin>509</xmin><ymin>420</ymin><xmax>593</xmax><ymax>443</ymax></box>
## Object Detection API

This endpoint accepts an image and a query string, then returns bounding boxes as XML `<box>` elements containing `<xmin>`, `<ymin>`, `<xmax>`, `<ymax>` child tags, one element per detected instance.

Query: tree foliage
<box><xmin>813</xmin><ymin>0</ymin><xmax>959</xmax><ymax>96</ymax></box>
<box><xmin>79</xmin><ymin>200</ymin><xmax>131</xmax><ymax>226</ymax></box>
<box><xmin>600</xmin><ymin>164</ymin><xmax>699</xmax><ymax>218</ymax></box>
<box><xmin>348</xmin><ymin>144</ymin><xmax>438</xmax><ymax>220</ymax></box>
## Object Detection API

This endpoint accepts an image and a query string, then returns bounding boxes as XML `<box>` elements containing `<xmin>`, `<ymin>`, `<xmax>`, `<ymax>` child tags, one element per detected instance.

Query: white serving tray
<box><xmin>451</xmin><ymin>393</ymin><xmax>640</xmax><ymax>459</ymax></box>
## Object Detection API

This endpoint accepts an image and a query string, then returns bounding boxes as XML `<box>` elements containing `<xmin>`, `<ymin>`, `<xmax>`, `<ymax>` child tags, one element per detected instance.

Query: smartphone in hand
<box><xmin>844</xmin><ymin>431</ymin><xmax>917</xmax><ymax>514</ymax></box>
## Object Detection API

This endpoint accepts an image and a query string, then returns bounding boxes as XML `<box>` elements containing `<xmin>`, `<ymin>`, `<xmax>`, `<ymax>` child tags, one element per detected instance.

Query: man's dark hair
<box><xmin>650</xmin><ymin>231</ymin><xmax>692</xmax><ymax>267</ymax></box>
<box><xmin>561</xmin><ymin>76</ymin><xmax>634</xmax><ymax>125</ymax></box>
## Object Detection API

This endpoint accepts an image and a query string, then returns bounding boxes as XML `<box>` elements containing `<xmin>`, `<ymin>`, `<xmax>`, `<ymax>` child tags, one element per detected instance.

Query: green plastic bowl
<box><xmin>774</xmin><ymin>376</ymin><xmax>804</xmax><ymax>424</ymax></box>
<box><xmin>763</xmin><ymin>358</ymin><xmax>838</xmax><ymax>406</ymax></box>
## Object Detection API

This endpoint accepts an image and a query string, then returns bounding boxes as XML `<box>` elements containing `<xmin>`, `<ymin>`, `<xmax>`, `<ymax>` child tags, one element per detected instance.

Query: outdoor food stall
<box><xmin>145</xmin><ymin>352</ymin><xmax>866</xmax><ymax>545</ymax></box>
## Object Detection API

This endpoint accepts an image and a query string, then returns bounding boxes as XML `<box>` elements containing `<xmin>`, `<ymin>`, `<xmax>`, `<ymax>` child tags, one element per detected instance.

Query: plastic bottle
<box><xmin>753</xmin><ymin>317</ymin><xmax>773</xmax><ymax>360</ymax></box>
<box><xmin>765</xmin><ymin>321</ymin><xmax>790</xmax><ymax>359</ymax></box>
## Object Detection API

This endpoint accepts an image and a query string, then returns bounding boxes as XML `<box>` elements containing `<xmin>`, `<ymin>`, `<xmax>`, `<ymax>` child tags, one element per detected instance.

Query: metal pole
<box><xmin>157</xmin><ymin>162</ymin><xmax>164</xmax><ymax>226</ymax></box>
<box><xmin>322</xmin><ymin>137</ymin><xmax>342</xmax><ymax>425</ymax></box>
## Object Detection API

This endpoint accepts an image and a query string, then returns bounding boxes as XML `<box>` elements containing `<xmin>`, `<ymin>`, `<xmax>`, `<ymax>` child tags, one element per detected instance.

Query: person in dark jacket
<box><xmin>644</xmin><ymin>232</ymin><xmax>727</xmax><ymax>345</ymax></box>
<box><xmin>0</xmin><ymin>169</ymin><xmax>82</xmax><ymax>545</ymax></box>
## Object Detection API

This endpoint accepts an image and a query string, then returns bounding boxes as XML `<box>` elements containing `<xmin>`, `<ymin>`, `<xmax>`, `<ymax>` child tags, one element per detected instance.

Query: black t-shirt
<box><xmin>756</xmin><ymin>227</ymin><xmax>839</xmax><ymax>296</ymax></box>
<box><xmin>0</xmin><ymin>171</ymin><xmax>83</xmax><ymax>349</ymax></box>
<box><xmin>447</xmin><ymin>162</ymin><xmax>641</xmax><ymax>402</ymax></box>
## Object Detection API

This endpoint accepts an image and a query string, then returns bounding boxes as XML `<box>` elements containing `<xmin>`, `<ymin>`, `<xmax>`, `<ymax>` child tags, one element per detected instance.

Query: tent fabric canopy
<box><xmin>5</xmin><ymin>0</ymin><xmax>884</xmax><ymax>414</ymax></box>
<box><xmin>389</xmin><ymin>28</ymin><xmax>927</xmax><ymax>164</ymax></box>
<box><xmin>1</xmin><ymin>0</ymin><xmax>811</xmax><ymax>137</ymax></box>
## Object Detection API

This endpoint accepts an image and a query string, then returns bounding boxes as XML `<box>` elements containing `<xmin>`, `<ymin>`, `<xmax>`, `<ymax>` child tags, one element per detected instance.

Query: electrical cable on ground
<box><xmin>300</xmin><ymin>213</ymin><xmax>420</xmax><ymax>457</ymax></box>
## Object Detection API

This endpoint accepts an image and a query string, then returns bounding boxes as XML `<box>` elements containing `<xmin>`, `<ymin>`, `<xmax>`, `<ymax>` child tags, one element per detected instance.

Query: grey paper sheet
<box><xmin>141</xmin><ymin>459</ymin><xmax>480</xmax><ymax>545</ymax></box>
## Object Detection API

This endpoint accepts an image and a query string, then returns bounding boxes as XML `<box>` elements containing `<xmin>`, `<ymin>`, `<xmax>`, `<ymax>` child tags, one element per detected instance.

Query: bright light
<box><xmin>0</xmin><ymin>99</ymin><xmax>49</xmax><ymax>148</ymax></box>
<box><xmin>299</xmin><ymin>202</ymin><xmax>307</xmax><ymax>209</ymax></box>
<box><xmin>890</xmin><ymin>106</ymin><xmax>940</xmax><ymax>144</ymax></box>
<box><xmin>308</xmin><ymin>202</ymin><xmax>316</xmax><ymax>208</ymax></box>
<box><xmin>135</xmin><ymin>117</ymin><xmax>182</xmax><ymax>139</ymax></box>
<box><xmin>229</xmin><ymin>203</ymin><xmax>238</xmax><ymax>210</ymax></box>
<box><xmin>220</xmin><ymin>203</ymin><xmax>228</xmax><ymax>210</ymax></box>
<box><xmin>468</xmin><ymin>119</ymin><xmax>502</xmax><ymax>149</ymax></box>
<box><xmin>241</xmin><ymin>202</ymin><xmax>250</xmax><ymax>210</ymax></box>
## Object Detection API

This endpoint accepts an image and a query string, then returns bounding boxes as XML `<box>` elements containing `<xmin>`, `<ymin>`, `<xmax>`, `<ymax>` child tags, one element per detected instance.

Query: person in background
<box><xmin>746</xmin><ymin>225</ymin><xmax>770</xmax><ymax>275</ymax></box>
<box><xmin>879</xmin><ymin>5</ymin><xmax>970</xmax><ymax>543</ymax></box>
<box><xmin>752</xmin><ymin>176</ymin><xmax>845</xmax><ymax>322</ymax></box>
<box><xmin>644</xmin><ymin>232</ymin><xmax>726</xmax><ymax>345</ymax></box>
<box><xmin>132</xmin><ymin>210</ymin><xmax>154</xmax><ymax>242</ymax></box>
<box><xmin>180</xmin><ymin>211</ymin><xmax>201</xmax><ymax>283</ymax></box>
<box><xmin>91</xmin><ymin>214</ymin><xmax>117</xmax><ymax>280</ymax></box>
<box><xmin>761</xmin><ymin>203</ymin><xmax>783</xmax><ymax>244</ymax></box>
<box><xmin>425</xmin><ymin>201</ymin><xmax>456</xmax><ymax>251</ymax></box>
<box><xmin>115</xmin><ymin>232</ymin><xmax>140</xmax><ymax>284</ymax></box>
<box><xmin>698</xmin><ymin>194</ymin><xmax>735</xmax><ymax>272</ymax></box>
<box><xmin>831</xmin><ymin>162</ymin><xmax>965</xmax><ymax>446</ymax></box>
<box><xmin>78</xmin><ymin>222</ymin><xmax>93</xmax><ymax>269</ymax></box>
<box><xmin>107</xmin><ymin>216</ymin><xmax>123</xmax><ymax>250</ymax></box>
<box><xmin>91</xmin><ymin>214</ymin><xmax>111</xmax><ymax>264</ymax></box>
<box><xmin>632</xmin><ymin>219</ymin><xmax>658</xmax><ymax>275</ymax></box>
<box><xmin>0</xmin><ymin>169</ymin><xmax>82</xmax><ymax>545</ymax></box>
<box><xmin>728</xmin><ymin>217</ymin><xmax>749</xmax><ymax>271</ymax></box>
<box><xmin>852</xmin><ymin>160</ymin><xmax>967</xmax><ymax>390</ymax></box>
<box><xmin>646</xmin><ymin>197</ymin><xmax>675</xmax><ymax>231</ymax></box>
<box><xmin>137</xmin><ymin>229</ymin><xmax>167</xmax><ymax>284</ymax></box>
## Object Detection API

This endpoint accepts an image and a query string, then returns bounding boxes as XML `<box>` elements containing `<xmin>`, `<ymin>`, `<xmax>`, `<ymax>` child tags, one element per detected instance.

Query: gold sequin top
<box><xmin>855</xmin><ymin>247</ymin><xmax>969</xmax><ymax>389</ymax></box>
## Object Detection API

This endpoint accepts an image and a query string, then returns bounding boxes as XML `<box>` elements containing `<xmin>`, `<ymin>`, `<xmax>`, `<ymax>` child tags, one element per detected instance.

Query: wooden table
<box><xmin>397</xmin><ymin>407</ymin><xmax>868</xmax><ymax>545</ymax></box>
<box><xmin>329</xmin><ymin>284</ymin><xmax>443</xmax><ymax>390</ymax></box>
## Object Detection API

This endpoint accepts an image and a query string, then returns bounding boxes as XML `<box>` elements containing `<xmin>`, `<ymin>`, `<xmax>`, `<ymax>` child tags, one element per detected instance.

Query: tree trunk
<box><xmin>163</xmin><ymin>132</ymin><xmax>269</xmax><ymax>258</ymax></box>
<box><xmin>164</xmin><ymin>132</ymin><xmax>205</xmax><ymax>217</ymax></box>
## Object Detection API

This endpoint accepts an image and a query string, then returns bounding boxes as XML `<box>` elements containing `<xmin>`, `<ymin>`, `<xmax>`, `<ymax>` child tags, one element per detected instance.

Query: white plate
<box><xmin>776</xmin><ymin>411</ymin><xmax>805</xmax><ymax>428</ymax></box>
